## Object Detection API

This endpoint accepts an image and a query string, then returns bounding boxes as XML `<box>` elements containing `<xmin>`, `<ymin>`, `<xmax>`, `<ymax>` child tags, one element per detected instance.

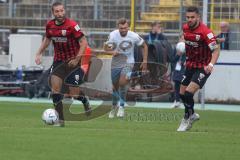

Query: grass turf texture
<box><xmin>0</xmin><ymin>101</ymin><xmax>240</xmax><ymax>160</ymax></box>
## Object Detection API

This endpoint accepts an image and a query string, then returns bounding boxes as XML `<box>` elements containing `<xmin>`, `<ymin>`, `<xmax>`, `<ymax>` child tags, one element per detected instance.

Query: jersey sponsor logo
<box><xmin>208</xmin><ymin>41</ymin><xmax>218</xmax><ymax>51</ymax></box>
<box><xmin>51</xmin><ymin>37</ymin><xmax>67</xmax><ymax>42</ymax></box>
<box><xmin>61</xmin><ymin>30</ymin><xmax>66</xmax><ymax>36</ymax></box>
<box><xmin>185</xmin><ymin>40</ymin><xmax>199</xmax><ymax>47</ymax></box>
<box><xmin>207</xmin><ymin>33</ymin><xmax>214</xmax><ymax>40</ymax></box>
<box><xmin>196</xmin><ymin>35</ymin><xmax>201</xmax><ymax>41</ymax></box>
<box><xmin>74</xmin><ymin>24</ymin><xmax>81</xmax><ymax>31</ymax></box>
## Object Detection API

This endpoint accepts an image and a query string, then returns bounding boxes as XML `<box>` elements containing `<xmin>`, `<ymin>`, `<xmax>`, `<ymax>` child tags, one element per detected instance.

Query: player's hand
<box><xmin>204</xmin><ymin>63</ymin><xmax>214</xmax><ymax>74</ymax></box>
<box><xmin>112</xmin><ymin>50</ymin><xmax>119</xmax><ymax>56</ymax></box>
<box><xmin>176</xmin><ymin>51</ymin><xmax>183</xmax><ymax>56</ymax></box>
<box><xmin>216</xmin><ymin>38</ymin><xmax>225</xmax><ymax>43</ymax></box>
<box><xmin>140</xmin><ymin>62</ymin><xmax>148</xmax><ymax>73</ymax></box>
<box><xmin>68</xmin><ymin>58</ymin><xmax>80</xmax><ymax>68</ymax></box>
<box><xmin>35</xmin><ymin>54</ymin><xmax>42</xmax><ymax>65</ymax></box>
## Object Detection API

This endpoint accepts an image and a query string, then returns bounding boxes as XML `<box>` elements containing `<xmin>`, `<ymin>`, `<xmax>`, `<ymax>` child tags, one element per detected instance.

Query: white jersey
<box><xmin>107</xmin><ymin>30</ymin><xmax>144</xmax><ymax>68</ymax></box>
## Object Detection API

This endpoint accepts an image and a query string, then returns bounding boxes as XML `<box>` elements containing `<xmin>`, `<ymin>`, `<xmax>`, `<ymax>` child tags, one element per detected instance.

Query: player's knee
<box><xmin>184</xmin><ymin>91</ymin><xmax>193</xmax><ymax>99</ymax></box>
<box><xmin>52</xmin><ymin>93</ymin><xmax>63</xmax><ymax>104</ymax></box>
<box><xmin>119</xmin><ymin>76</ymin><xmax>129</xmax><ymax>86</ymax></box>
<box><xmin>180</xmin><ymin>94</ymin><xmax>185</xmax><ymax>102</ymax></box>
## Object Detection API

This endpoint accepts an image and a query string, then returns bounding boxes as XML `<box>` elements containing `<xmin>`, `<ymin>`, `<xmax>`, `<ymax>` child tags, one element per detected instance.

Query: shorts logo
<box><xmin>198</xmin><ymin>73</ymin><xmax>205</xmax><ymax>82</ymax></box>
<box><xmin>61</xmin><ymin>30</ymin><xmax>66</xmax><ymax>36</ymax></box>
<box><xmin>75</xmin><ymin>74</ymin><xmax>80</xmax><ymax>84</ymax></box>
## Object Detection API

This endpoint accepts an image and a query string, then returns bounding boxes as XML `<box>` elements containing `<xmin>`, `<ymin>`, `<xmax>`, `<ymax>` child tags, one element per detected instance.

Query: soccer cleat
<box><xmin>108</xmin><ymin>105</ymin><xmax>118</xmax><ymax>118</ymax></box>
<box><xmin>53</xmin><ymin>120</ymin><xmax>65</xmax><ymax>127</ymax></box>
<box><xmin>83</xmin><ymin>96</ymin><xmax>92</xmax><ymax>116</ymax></box>
<box><xmin>189</xmin><ymin>113</ymin><xmax>200</xmax><ymax>124</ymax></box>
<box><xmin>177</xmin><ymin>118</ymin><xmax>191</xmax><ymax>132</ymax></box>
<box><xmin>171</xmin><ymin>101</ymin><xmax>181</xmax><ymax>108</ymax></box>
<box><xmin>116</xmin><ymin>106</ymin><xmax>125</xmax><ymax>118</ymax></box>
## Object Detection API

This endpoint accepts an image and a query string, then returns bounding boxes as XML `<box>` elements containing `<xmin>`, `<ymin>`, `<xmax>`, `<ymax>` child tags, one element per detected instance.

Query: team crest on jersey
<box><xmin>196</xmin><ymin>35</ymin><xmax>201</xmax><ymax>41</ymax></box>
<box><xmin>61</xmin><ymin>30</ymin><xmax>66</xmax><ymax>36</ymax></box>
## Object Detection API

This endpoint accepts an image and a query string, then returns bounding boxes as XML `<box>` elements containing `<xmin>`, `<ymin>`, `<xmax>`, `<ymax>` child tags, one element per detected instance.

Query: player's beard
<box><xmin>55</xmin><ymin>15</ymin><xmax>65</xmax><ymax>24</ymax></box>
<box><xmin>188</xmin><ymin>21</ymin><xmax>199</xmax><ymax>29</ymax></box>
<box><xmin>120</xmin><ymin>31</ymin><xmax>128</xmax><ymax>37</ymax></box>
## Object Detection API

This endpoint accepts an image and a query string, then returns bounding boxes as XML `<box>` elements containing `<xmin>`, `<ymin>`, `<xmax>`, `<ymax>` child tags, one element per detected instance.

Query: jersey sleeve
<box><xmin>133</xmin><ymin>32</ymin><xmax>144</xmax><ymax>46</ymax></box>
<box><xmin>107</xmin><ymin>31</ymin><xmax>115</xmax><ymax>43</ymax></box>
<box><xmin>203</xmin><ymin>28</ymin><xmax>218</xmax><ymax>51</ymax></box>
<box><xmin>71</xmin><ymin>21</ymin><xmax>84</xmax><ymax>39</ymax></box>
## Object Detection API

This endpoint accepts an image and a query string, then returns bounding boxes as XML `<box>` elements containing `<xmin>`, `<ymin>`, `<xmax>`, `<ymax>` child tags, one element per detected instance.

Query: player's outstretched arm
<box><xmin>68</xmin><ymin>36</ymin><xmax>88</xmax><ymax>68</ymax></box>
<box><xmin>35</xmin><ymin>37</ymin><xmax>51</xmax><ymax>65</ymax></box>
<box><xmin>140</xmin><ymin>42</ymin><xmax>148</xmax><ymax>72</ymax></box>
<box><xmin>77</xmin><ymin>36</ymin><xmax>88</xmax><ymax>58</ymax></box>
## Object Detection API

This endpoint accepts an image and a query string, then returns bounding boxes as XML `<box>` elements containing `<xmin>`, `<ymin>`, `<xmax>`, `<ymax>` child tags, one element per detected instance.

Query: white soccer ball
<box><xmin>42</xmin><ymin>108</ymin><xmax>59</xmax><ymax>125</ymax></box>
<box><xmin>176</xmin><ymin>42</ymin><xmax>186</xmax><ymax>53</ymax></box>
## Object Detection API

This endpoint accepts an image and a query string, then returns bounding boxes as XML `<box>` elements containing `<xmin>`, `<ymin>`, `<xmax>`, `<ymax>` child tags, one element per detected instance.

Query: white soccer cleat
<box><xmin>53</xmin><ymin>120</ymin><xmax>65</xmax><ymax>127</ymax></box>
<box><xmin>189</xmin><ymin>113</ymin><xmax>200</xmax><ymax>124</ymax></box>
<box><xmin>108</xmin><ymin>105</ymin><xmax>118</xmax><ymax>118</ymax></box>
<box><xmin>171</xmin><ymin>101</ymin><xmax>181</xmax><ymax>108</ymax></box>
<box><xmin>116</xmin><ymin>106</ymin><xmax>125</xmax><ymax>118</ymax></box>
<box><xmin>177</xmin><ymin>118</ymin><xmax>191</xmax><ymax>132</ymax></box>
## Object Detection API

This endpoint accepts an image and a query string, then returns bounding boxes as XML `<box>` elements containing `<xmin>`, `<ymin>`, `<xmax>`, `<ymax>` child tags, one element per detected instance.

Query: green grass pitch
<box><xmin>0</xmin><ymin>101</ymin><xmax>240</xmax><ymax>160</ymax></box>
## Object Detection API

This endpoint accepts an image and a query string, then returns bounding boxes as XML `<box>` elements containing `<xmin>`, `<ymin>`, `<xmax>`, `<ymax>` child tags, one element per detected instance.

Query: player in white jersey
<box><xmin>104</xmin><ymin>18</ymin><xmax>148</xmax><ymax>118</ymax></box>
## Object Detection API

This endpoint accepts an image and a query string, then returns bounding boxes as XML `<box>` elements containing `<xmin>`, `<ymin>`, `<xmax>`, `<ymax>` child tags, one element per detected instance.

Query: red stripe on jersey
<box><xmin>183</xmin><ymin>22</ymin><xmax>216</xmax><ymax>69</ymax></box>
<box><xmin>46</xmin><ymin>18</ymin><xmax>84</xmax><ymax>62</ymax></box>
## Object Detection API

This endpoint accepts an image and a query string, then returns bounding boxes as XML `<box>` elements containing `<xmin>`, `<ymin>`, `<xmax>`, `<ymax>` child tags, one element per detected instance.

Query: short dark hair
<box><xmin>117</xmin><ymin>18</ymin><xmax>129</xmax><ymax>26</ymax></box>
<box><xmin>186</xmin><ymin>6</ymin><xmax>199</xmax><ymax>14</ymax></box>
<box><xmin>151</xmin><ymin>21</ymin><xmax>161</xmax><ymax>27</ymax></box>
<box><xmin>51</xmin><ymin>1</ymin><xmax>63</xmax><ymax>12</ymax></box>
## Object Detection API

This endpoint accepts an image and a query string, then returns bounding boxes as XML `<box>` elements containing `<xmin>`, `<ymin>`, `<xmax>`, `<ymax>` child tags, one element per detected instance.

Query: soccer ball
<box><xmin>42</xmin><ymin>109</ymin><xmax>59</xmax><ymax>125</ymax></box>
<box><xmin>176</xmin><ymin>42</ymin><xmax>185</xmax><ymax>53</ymax></box>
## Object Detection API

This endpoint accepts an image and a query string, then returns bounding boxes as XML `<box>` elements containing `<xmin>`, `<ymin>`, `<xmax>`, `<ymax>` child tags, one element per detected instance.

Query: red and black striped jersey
<box><xmin>183</xmin><ymin>22</ymin><xmax>218</xmax><ymax>69</ymax></box>
<box><xmin>46</xmin><ymin>18</ymin><xmax>84</xmax><ymax>62</ymax></box>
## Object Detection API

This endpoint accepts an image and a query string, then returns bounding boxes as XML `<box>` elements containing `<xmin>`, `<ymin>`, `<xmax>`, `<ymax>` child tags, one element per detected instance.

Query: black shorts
<box><xmin>50</xmin><ymin>61</ymin><xmax>85</xmax><ymax>87</ymax></box>
<box><xmin>181</xmin><ymin>68</ymin><xmax>210</xmax><ymax>89</ymax></box>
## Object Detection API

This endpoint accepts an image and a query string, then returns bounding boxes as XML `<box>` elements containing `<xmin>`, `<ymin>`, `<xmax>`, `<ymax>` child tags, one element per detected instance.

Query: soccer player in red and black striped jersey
<box><xmin>177</xmin><ymin>6</ymin><xmax>220</xmax><ymax>131</ymax></box>
<box><xmin>35</xmin><ymin>2</ymin><xmax>91</xmax><ymax>126</ymax></box>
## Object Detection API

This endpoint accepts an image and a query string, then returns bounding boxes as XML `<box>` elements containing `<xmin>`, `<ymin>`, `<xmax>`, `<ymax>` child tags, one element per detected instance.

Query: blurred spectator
<box><xmin>171</xmin><ymin>36</ymin><xmax>186</xmax><ymax>108</ymax></box>
<box><xmin>0</xmin><ymin>0</ymin><xmax>8</xmax><ymax>3</ymax></box>
<box><xmin>144</xmin><ymin>21</ymin><xmax>167</xmax><ymax>45</ymax></box>
<box><xmin>217</xmin><ymin>21</ymin><xmax>230</xmax><ymax>50</ymax></box>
